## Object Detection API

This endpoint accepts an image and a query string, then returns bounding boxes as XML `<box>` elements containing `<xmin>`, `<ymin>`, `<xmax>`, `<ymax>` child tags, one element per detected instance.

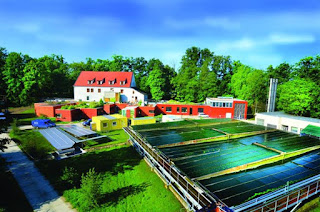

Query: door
<box><xmin>189</xmin><ymin>108</ymin><xmax>193</xmax><ymax>115</ymax></box>
<box><xmin>234</xmin><ymin>103</ymin><xmax>245</xmax><ymax>119</ymax></box>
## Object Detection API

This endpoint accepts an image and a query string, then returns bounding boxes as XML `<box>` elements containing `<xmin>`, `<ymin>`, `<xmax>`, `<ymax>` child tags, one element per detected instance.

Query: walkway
<box><xmin>0</xmin><ymin>133</ymin><xmax>76</xmax><ymax>212</ymax></box>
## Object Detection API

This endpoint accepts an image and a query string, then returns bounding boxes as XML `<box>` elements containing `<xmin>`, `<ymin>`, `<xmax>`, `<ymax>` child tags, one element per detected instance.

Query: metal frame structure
<box><xmin>123</xmin><ymin>127</ymin><xmax>218</xmax><ymax>211</ymax></box>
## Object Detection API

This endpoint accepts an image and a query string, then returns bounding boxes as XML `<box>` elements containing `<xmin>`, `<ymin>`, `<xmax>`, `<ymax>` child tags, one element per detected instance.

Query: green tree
<box><xmin>3</xmin><ymin>52</ymin><xmax>30</xmax><ymax>105</ymax></box>
<box><xmin>278</xmin><ymin>79</ymin><xmax>318</xmax><ymax>117</ymax></box>
<box><xmin>198</xmin><ymin>59</ymin><xmax>218</xmax><ymax>102</ymax></box>
<box><xmin>230</xmin><ymin>63</ymin><xmax>268</xmax><ymax>113</ymax></box>
<box><xmin>0</xmin><ymin>47</ymin><xmax>8</xmax><ymax>96</ymax></box>
<box><xmin>147</xmin><ymin>65</ymin><xmax>166</xmax><ymax>100</ymax></box>
<box><xmin>266</xmin><ymin>62</ymin><xmax>292</xmax><ymax>85</ymax></box>
<box><xmin>293</xmin><ymin>56</ymin><xmax>320</xmax><ymax>84</ymax></box>
<box><xmin>37</xmin><ymin>55</ymin><xmax>71</xmax><ymax>98</ymax></box>
<box><xmin>80</xmin><ymin>168</ymin><xmax>102</xmax><ymax>209</ymax></box>
<box><xmin>174</xmin><ymin>47</ymin><xmax>213</xmax><ymax>102</ymax></box>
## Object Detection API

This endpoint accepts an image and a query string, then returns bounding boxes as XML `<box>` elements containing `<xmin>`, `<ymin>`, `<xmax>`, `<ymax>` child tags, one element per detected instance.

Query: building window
<box><xmin>177</xmin><ymin>107</ymin><xmax>180</xmax><ymax>113</ymax></box>
<box><xmin>87</xmin><ymin>96</ymin><xmax>89</xmax><ymax>100</ymax></box>
<box><xmin>133</xmin><ymin>91</ymin><xmax>135</xmax><ymax>94</ymax></box>
<box><xmin>87</xmin><ymin>88</ymin><xmax>90</xmax><ymax>92</ymax></box>
<box><xmin>230</xmin><ymin>103</ymin><xmax>233</xmax><ymax>108</ymax></box>
<box><xmin>149</xmin><ymin>110</ymin><xmax>154</xmax><ymax>114</ymax></box>
<box><xmin>98</xmin><ymin>89</ymin><xmax>101</xmax><ymax>93</ymax></box>
<box><xmin>166</xmin><ymin>107</ymin><xmax>172</xmax><ymax>112</ymax></box>
<box><xmin>112</xmin><ymin>122</ymin><xmax>117</xmax><ymax>126</ymax></box>
<box><xmin>282</xmin><ymin>125</ymin><xmax>288</xmax><ymax>131</ymax></box>
<box><xmin>198</xmin><ymin>108</ymin><xmax>204</xmax><ymax>113</ymax></box>
<box><xmin>103</xmin><ymin>123</ymin><xmax>108</xmax><ymax>128</ymax></box>
<box><xmin>223</xmin><ymin>103</ymin><xmax>226</xmax><ymax>107</ymax></box>
<box><xmin>219</xmin><ymin>102</ymin><xmax>223</xmax><ymax>107</ymax></box>
<box><xmin>291</xmin><ymin>127</ymin><xmax>298</xmax><ymax>133</ymax></box>
<box><xmin>182</xmin><ymin>107</ymin><xmax>187</xmax><ymax>113</ymax></box>
<box><xmin>56</xmin><ymin>113</ymin><xmax>62</xmax><ymax>118</ymax></box>
<box><xmin>91</xmin><ymin>88</ymin><xmax>93</xmax><ymax>92</ymax></box>
<box><xmin>121</xmin><ymin>89</ymin><xmax>124</xmax><ymax>93</ymax></box>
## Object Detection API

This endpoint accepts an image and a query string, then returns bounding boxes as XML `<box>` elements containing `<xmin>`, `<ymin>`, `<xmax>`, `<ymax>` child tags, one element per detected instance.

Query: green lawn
<box><xmin>10</xmin><ymin>129</ymin><xmax>55</xmax><ymax>159</ymax></box>
<box><xmin>36</xmin><ymin>146</ymin><xmax>183</xmax><ymax>212</ymax></box>
<box><xmin>0</xmin><ymin>158</ymin><xmax>33</xmax><ymax>212</ymax></box>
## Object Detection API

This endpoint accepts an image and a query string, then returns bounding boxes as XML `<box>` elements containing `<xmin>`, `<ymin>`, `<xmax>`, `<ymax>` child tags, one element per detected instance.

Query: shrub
<box><xmin>89</xmin><ymin>102</ymin><xmax>100</xmax><ymax>108</ymax></box>
<box><xmin>11</xmin><ymin>119</ymin><xmax>21</xmax><ymax>135</ymax></box>
<box><xmin>39</xmin><ymin>114</ymin><xmax>48</xmax><ymax>119</ymax></box>
<box><xmin>99</xmin><ymin>99</ymin><xmax>104</xmax><ymax>107</ymax></box>
<box><xmin>61</xmin><ymin>167</ymin><xmax>80</xmax><ymax>188</ymax></box>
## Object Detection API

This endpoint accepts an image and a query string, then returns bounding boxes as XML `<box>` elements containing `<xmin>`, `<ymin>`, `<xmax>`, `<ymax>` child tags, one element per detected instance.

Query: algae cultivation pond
<box><xmin>131</xmin><ymin>119</ymin><xmax>320</xmax><ymax>207</ymax></box>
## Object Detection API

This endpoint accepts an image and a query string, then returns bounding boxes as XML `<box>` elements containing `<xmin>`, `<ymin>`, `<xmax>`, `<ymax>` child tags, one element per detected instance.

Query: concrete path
<box><xmin>0</xmin><ymin>133</ymin><xmax>76</xmax><ymax>212</ymax></box>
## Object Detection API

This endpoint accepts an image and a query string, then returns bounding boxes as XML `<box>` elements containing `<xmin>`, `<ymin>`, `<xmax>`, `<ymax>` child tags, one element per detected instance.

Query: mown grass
<box><xmin>36</xmin><ymin>146</ymin><xmax>183</xmax><ymax>212</ymax></box>
<box><xmin>0</xmin><ymin>158</ymin><xmax>33</xmax><ymax>212</ymax></box>
<box><xmin>9</xmin><ymin>129</ymin><xmax>55</xmax><ymax>159</ymax></box>
<box><xmin>84</xmin><ymin>130</ymin><xmax>129</xmax><ymax>149</ymax></box>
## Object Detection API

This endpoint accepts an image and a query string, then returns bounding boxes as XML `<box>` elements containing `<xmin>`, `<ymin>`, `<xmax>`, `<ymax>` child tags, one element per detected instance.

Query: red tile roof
<box><xmin>74</xmin><ymin>71</ymin><xmax>133</xmax><ymax>88</ymax></box>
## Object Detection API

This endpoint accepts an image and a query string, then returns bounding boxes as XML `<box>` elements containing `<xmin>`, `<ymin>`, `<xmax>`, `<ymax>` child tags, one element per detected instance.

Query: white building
<box><xmin>255</xmin><ymin>112</ymin><xmax>320</xmax><ymax>134</ymax></box>
<box><xmin>74</xmin><ymin>71</ymin><xmax>147</xmax><ymax>104</ymax></box>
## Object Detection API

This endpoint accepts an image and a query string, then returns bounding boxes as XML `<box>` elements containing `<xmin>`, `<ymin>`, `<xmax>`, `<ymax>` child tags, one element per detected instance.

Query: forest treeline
<box><xmin>0</xmin><ymin>46</ymin><xmax>319</xmax><ymax>118</ymax></box>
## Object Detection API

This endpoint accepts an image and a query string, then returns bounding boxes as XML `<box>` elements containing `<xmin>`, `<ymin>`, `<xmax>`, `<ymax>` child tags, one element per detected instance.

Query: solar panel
<box><xmin>59</xmin><ymin>125</ymin><xmax>96</xmax><ymax>137</ymax></box>
<box><xmin>39</xmin><ymin>128</ymin><xmax>75</xmax><ymax>150</ymax></box>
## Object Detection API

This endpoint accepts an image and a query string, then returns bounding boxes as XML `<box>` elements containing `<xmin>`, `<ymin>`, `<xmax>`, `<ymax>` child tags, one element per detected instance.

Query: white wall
<box><xmin>74</xmin><ymin>86</ymin><xmax>146</xmax><ymax>103</ymax></box>
<box><xmin>255</xmin><ymin>113</ymin><xmax>320</xmax><ymax>134</ymax></box>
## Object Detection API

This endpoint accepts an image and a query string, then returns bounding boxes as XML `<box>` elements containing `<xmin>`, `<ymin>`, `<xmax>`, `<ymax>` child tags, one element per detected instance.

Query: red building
<box><xmin>34</xmin><ymin>97</ymin><xmax>247</xmax><ymax>121</ymax></box>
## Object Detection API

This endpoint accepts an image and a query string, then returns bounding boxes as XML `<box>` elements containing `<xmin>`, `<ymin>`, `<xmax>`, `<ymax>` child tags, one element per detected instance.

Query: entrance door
<box><xmin>189</xmin><ymin>108</ymin><xmax>193</xmax><ymax>115</ymax></box>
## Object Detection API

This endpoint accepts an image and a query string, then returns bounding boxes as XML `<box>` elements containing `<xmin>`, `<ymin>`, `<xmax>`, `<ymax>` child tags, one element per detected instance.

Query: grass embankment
<box><xmin>84</xmin><ymin>129</ymin><xmax>129</xmax><ymax>149</ymax></box>
<box><xmin>0</xmin><ymin>158</ymin><xmax>33</xmax><ymax>212</ymax></box>
<box><xmin>9</xmin><ymin>129</ymin><xmax>55</xmax><ymax>159</ymax></box>
<box><xmin>36</xmin><ymin>146</ymin><xmax>183</xmax><ymax>212</ymax></box>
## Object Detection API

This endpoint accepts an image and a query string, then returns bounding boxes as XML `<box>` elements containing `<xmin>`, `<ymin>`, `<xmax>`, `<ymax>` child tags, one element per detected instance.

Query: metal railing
<box><xmin>232</xmin><ymin>174</ymin><xmax>320</xmax><ymax>212</ymax></box>
<box><xmin>123</xmin><ymin>127</ymin><xmax>217</xmax><ymax>211</ymax></box>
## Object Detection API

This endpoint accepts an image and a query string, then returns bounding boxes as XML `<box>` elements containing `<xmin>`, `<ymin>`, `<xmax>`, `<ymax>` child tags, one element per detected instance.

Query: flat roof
<box><xmin>59</xmin><ymin>125</ymin><xmax>96</xmax><ymax>137</ymax></box>
<box><xmin>103</xmin><ymin>115</ymin><xmax>116</xmax><ymax>120</ymax></box>
<box><xmin>39</xmin><ymin>128</ymin><xmax>76</xmax><ymax>150</ymax></box>
<box><xmin>132</xmin><ymin>117</ymin><xmax>155</xmax><ymax>120</ymax></box>
<box><xmin>257</xmin><ymin>112</ymin><xmax>320</xmax><ymax>124</ymax></box>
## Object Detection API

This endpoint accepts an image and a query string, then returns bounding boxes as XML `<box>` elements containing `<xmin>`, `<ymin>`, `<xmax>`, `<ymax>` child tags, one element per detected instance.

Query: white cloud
<box><xmin>13</xmin><ymin>23</ymin><xmax>41</xmax><ymax>33</ymax></box>
<box><xmin>204</xmin><ymin>17</ymin><xmax>241</xmax><ymax>30</ymax></box>
<box><xmin>269</xmin><ymin>33</ymin><xmax>315</xmax><ymax>44</ymax></box>
<box><xmin>216</xmin><ymin>38</ymin><xmax>256</xmax><ymax>52</ymax></box>
<box><xmin>36</xmin><ymin>33</ymin><xmax>90</xmax><ymax>45</ymax></box>
<box><xmin>165</xmin><ymin>16</ymin><xmax>240</xmax><ymax>30</ymax></box>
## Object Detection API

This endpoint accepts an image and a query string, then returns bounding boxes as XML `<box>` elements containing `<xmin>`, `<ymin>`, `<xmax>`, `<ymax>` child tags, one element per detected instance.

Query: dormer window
<box><xmin>87</xmin><ymin>78</ymin><xmax>96</xmax><ymax>85</ymax></box>
<box><xmin>109</xmin><ymin>79</ymin><xmax>116</xmax><ymax>85</ymax></box>
<box><xmin>97</xmin><ymin>78</ymin><xmax>105</xmax><ymax>85</ymax></box>
<box><xmin>120</xmin><ymin>79</ymin><xmax>127</xmax><ymax>85</ymax></box>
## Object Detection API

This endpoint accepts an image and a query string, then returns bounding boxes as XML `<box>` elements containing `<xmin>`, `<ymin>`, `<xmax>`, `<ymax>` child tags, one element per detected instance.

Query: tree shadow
<box><xmin>101</xmin><ymin>183</ymin><xmax>150</xmax><ymax>206</ymax></box>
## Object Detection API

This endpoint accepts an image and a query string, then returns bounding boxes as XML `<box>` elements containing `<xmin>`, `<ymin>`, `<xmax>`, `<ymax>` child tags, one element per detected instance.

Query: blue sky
<box><xmin>0</xmin><ymin>0</ymin><xmax>319</xmax><ymax>69</ymax></box>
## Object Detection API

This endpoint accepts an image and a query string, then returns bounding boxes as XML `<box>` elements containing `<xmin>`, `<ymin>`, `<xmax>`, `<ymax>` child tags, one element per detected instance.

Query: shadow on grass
<box><xmin>36</xmin><ymin>146</ymin><xmax>142</xmax><ymax>194</ymax></box>
<box><xmin>101</xmin><ymin>183</ymin><xmax>150</xmax><ymax>206</ymax></box>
